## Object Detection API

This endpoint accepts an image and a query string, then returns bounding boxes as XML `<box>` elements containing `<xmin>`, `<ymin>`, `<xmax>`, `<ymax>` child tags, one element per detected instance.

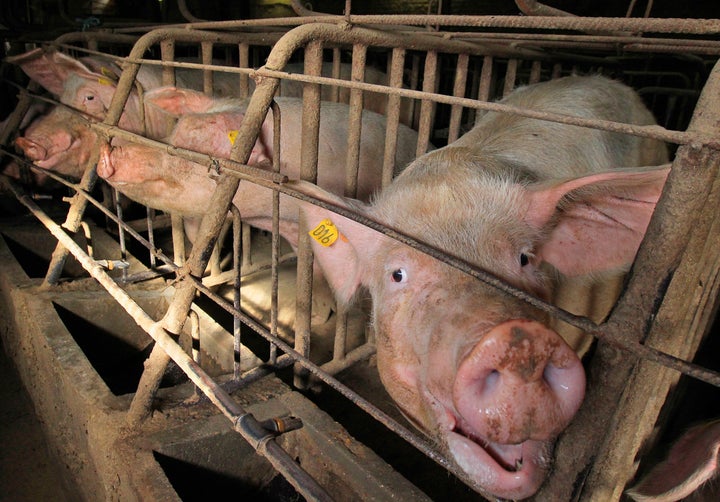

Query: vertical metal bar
<box><xmin>294</xmin><ymin>40</ymin><xmax>323</xmax><ymax>390</ymax></box>
<box><xmin>345</xmin><ymin>43</ymin><xmax>366</xmax><ymax>198</ymax></box>
<box><xmin>529</xmin><ymin>59</ymin><xmax>542</xmax><ymax>84</ymax></box>
<box><xmin>242</xmin><ymin>223</ymin><xmax>252</xmax><ymax>267</ymax></box>
<box><xmin>232</xmin><ymin>206</ymin><xmax>242</xmax><ymax>380</ymax></box>
<box><xmin>113</xmin><ymin>187</ymin><xmax>128</xmax><ymax>282</ymax></box>
<box><xmin>160</xmin><ymin>40</ymin><xmax>187</xmax><ymax>267</ymax></box>
<box><xmin>475</xmin><ymin>55</ymin><xmax>494</xmax><ymax>127</ymax></box>
<box><xmin>448</xmin><ymin>53</ymin><xmax>469</xmax><ymax>144</ymax></box>
<box><xmin>160</xmin><ymin>40</ymin><xmax>176</xmax><ymax>86</ymax></box>
<box><xmin>416</xmin><ymin>50</ymin><xmax>438</xmax><ymax>157</ymax></box>
<box><xmin>503</xmin><ymin>58</ymin><xmax>519</xmax><ymax>96</ymax></box>
<box><xmin>238</xmin><ymin>43</ymin><xmax>250</xmax><ymax>99</ymax></box>
<box><xmin>146</xmin><ymin>207</ymin><xmax>157</xmax><ymax>269</ymax></box>
<box><xmin>552</xmin><ymin>62</ymin><xmax>563</xmax><ymax>79</ymax></box>
<box><xmin>382</xmin><ymin>47</ymin><xmax>405</xmax><ymax>188</ymax></box>
<box><xmin>201</xmin><ymin>41</ymin><xmax>214</xmax><ymax>96</ymax></box>
<box><xmin>270</xmin><ymin>100</ymin><xmax>282</xmax><ymax>366</ymax></box>
<box><xmin>330</xmin><ymin>47</ymin><xmax>341</xmax><ymax>102</ymax></box>
<box><xmin>409</xmin><ymin>54</ymin><xmax>421</xmax><ymax>130</ymax></box>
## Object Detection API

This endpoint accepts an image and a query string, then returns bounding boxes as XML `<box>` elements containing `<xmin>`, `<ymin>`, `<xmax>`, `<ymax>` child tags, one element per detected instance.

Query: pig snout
<box><xmin>15</xmin><ymin>137</ymin><xmax>48</xmax><ymax>161</ymax></box>
<box><xmin>453</xmin><ymin>319</ymin><xmax>585</xmax><ymax>445</ymax></box>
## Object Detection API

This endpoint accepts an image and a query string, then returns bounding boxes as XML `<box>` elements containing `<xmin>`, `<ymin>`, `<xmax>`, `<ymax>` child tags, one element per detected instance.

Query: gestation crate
<box><xmin>1</xmin><ymin>11</ymin><xmax>720</xmax><ymax>502</ymax></box>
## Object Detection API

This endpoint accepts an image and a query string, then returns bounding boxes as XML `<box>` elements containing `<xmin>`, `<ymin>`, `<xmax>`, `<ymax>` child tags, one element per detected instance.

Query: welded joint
<box><xmin>233</xmin><ymin>413</ymin><xmax>304</xmax><ymax>449</ymax></box>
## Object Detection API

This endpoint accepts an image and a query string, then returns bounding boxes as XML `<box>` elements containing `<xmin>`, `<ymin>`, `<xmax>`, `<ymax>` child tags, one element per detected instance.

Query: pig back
<box><xmin>453</xmin><ymin>75</ymin><xmax>668</xmax><ymax>181</ymax></box>
<box><xmin>271</xmin><ymin>97</ymin><xmax>419</xmax><ymax>200</ymax></box>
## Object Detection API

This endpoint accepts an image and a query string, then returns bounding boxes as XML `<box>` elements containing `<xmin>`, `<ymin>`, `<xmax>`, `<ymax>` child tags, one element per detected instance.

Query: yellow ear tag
<box><xmin>309</xmin><ymin>219</ymin><xmax>340</xmax><ymax>247</ymax></box>
<box><xmin>97</xmin><ymin>77</ymin><xmax>114</xmax><ymax>86</ymax></box>
<box><xmin>227</xmin><ymin>130</ymin><xmax>239</xmax><ymax>145</ymax></box>
<box><xmin>100</xmin><ymin>67</ymin><xmax>116</xmax><ymax>79</ymax></box>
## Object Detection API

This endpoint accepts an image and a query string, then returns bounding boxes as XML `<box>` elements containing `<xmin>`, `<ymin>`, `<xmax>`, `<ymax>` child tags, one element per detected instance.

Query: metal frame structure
<box><xmin>2</xmin><ymin>6</ymin><xmax>720</xmax><ymax>500</ymax></box>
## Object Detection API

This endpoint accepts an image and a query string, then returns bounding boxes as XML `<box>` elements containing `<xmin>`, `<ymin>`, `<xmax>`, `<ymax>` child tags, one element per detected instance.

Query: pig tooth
<box><xmin>515</xmin><ymin>457</ymin><xmax>523</xmax><ymax>471</ymax></box>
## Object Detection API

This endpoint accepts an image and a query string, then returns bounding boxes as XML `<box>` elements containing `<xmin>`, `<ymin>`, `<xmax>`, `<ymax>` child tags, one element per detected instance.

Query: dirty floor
<box><xmin>0</xmin><ymin>336</ymin><xmax>77</xmax><ymax>501</ymax></box>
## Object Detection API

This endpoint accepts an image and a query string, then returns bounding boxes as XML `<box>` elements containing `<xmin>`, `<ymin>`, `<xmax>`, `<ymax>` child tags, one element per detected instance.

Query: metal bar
<box><xmin>6</xmin><ymin>181</ymin><xmax>332</xmax><ymax>502</ymax></box>
<box><xmin>231</xmin><ymin>207</ymin><xmax>242</xmax><ymax>380</ymax></box>
<box><xmin>344</xmin><ymin>43</ymin><xmax>365</xmax><ymax>198</ymax></box>
<box><xmin>293</xmin><ymin>39</ymin><xmax>324</xmax><ymax>390</ymax></box>
<box><xmin>416</xmin><ymin>50</ymin><xmax>438</xmax><ymax>157</ymax></box>
<box><xmin>122</xmin><ymin>27</ymin><xmax>283</xmax><ymax>425</ymax></box>
<box><xmin>381</xmin><ymin>47</ymin><xmax>405</xmax><ymax>188</ymax></box>
<box><xmin>448</xmin><ymin>53</ymin><xmax>469</xmax><ymax>143</ymax></box>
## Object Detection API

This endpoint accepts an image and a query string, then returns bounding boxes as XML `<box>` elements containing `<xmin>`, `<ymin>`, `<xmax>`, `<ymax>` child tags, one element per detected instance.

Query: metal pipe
<box><xmin>6</xmin><ymin>181</ymin><xmax>333</xmax><ymax>502</ymax></box>
<box><xmin>293</xmin><ymin>40</ymin><xmax>324</xmax><ymax>390</ymax></box>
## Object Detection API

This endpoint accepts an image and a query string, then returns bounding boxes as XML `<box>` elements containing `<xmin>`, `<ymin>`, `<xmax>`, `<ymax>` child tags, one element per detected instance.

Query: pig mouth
<box><xmin>439</xmin><ymin>409</ymin><xmax>549</xmax><ymax>499</ymax></box>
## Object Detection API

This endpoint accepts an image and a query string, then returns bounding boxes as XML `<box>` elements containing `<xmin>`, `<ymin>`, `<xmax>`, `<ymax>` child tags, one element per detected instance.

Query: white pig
<box><xmin>297</xmin><ymin>75</ymin><xmax>670</xmax><ymax>499</ymax></box>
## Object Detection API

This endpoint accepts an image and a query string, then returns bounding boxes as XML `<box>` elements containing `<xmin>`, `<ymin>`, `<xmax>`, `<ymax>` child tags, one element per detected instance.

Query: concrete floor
<box><xmin>0</xmin><ymin>336</ymin><xmax>77</xmax><ymax>502</ymax></box>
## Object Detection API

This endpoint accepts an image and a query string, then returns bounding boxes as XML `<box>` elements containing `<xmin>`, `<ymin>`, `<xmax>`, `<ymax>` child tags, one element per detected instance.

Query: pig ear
<box><xmin>626</xmin><ymin>419</ymin><xmax>720</xmax><ymax>501</ymax></box>
<box><xmin>144</xmin><ymin>87</ymin><xmax>216</xmax><ymax>117</ymax></box>
<box><xmin>294</xmin><ymin>181</ymin><xmax>380</xmax><ymax>305</ymax></box>
<box><xmin>528</xmin><ymin>166</ymin><xmax>670</xmax><ymax>277</ymax></box>
<box><xmin>7</xmin><ymin>48</ymin><xmax>96</xmax><ymax>96</ymax></box>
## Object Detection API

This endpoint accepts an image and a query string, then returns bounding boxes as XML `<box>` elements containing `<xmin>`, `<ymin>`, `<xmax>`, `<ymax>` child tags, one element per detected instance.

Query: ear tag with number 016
<box><xmin>309</xmin><ymin>219</ymin><xmax>340</xmax><ymax>247</ymax></box>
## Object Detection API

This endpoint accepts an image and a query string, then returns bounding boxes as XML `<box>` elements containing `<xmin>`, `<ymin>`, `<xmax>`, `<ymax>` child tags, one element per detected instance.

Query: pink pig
<box><xmin>8</xmin><ymin>48</ymin><xmax>403</xmax><ymax>184</ymax></box>
<box><xmin>297</xmin><ymin>75</ymin><xmax>670</xmax><ymax>499</ymax></box>
<box><xmin>7</xmin><ymin>48</ymin><xmax>176</xmax><ymax>179</ymax></box>
<box><xmin>96</xmin><ymin>87</ymin><xmax>421</xmax><ymax>247</ymax></box>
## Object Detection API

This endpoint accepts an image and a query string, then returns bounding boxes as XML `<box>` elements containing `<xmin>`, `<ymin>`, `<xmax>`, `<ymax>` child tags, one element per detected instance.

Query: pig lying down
<box><xmin>299</xmin><ymin>75</ymin><xmax>669</xmax><ymax>499</ymax></box>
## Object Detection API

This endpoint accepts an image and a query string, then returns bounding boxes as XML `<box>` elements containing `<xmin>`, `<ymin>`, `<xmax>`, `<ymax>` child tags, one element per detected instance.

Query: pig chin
<box><xmin>445</xmin><ymin>427</ymin><xmax>550</xmax><ymax>499</ymax></box>
<box><xmin>419</xmin><ymin>388</ymin><xmax>550</xmax><ymax>500</ymax></box>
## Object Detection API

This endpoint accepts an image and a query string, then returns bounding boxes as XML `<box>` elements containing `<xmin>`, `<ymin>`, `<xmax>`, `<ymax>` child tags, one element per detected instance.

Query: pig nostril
<box><xmin>484</xmin><ymin>369</ymin><xmax>500</xmax><ymax>394</ymax></box>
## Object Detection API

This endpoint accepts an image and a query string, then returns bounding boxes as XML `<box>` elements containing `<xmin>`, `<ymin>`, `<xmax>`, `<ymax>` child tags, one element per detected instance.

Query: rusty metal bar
<box><xmin>293</xmin><ymin>39</ymin><xmax>324</xmax><ymax>390</ymax></box>
<box><xmin>381</xmin><ymin>47</ymin><xmax>405</xmax><ymax>188</ymax></box>
<box><xmin>345</xmin><ymin>43</ymin><xmax>366</xmax><ymax>198</ymax></box>
<box><xmin>201</xmin><ymin>41</ymin><xmax>214</xmax><ymax>96</ymax></box>
<box><xmin>231</xmin><ymin>206</ymin><xmax>242</xmax><ymax>380</ymax></box>
<box><xmin>6</xmin><ymin>181</ymin><xmax>332</xmax><ymax>502</ymax></box>
<box><xmin>539</xmin><ymin>57</ymin><xmax>720</xmax><ymax>501</ymax></box>
<box><xmin>107</xmin><ymin>14</ymin><xmax>720</xmax><ymax>37</ymax></box>
<box><xmin>269</xmin><ymin>100</ymin><xmax>282</xmax><ymax>366</ymax></box>
<box><xmin>448</xmin><ymin>53</ymin><xmax>469</xmax><ymax>143</ymax></box>
<box><xmin>416</xmin><ymin>50</ymin><xmax>438</xmax><ymax>157</ymax></box>
<box><xmin>118</xmin><ymin>27</ymin><xmax>283</xmax><ymax>425</ymax></box>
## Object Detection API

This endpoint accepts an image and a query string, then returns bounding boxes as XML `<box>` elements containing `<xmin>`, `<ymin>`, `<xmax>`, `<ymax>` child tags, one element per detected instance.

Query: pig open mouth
<box><xmin>430</xmin><ymin>396</ymin><xmax>550</xmax><ymax>500</ymax></box>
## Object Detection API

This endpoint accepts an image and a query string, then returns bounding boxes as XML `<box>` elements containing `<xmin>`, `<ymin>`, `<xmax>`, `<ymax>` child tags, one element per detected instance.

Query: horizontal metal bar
<box><xmin>3</xmin><ymin>178</ymin><xmax>333</xmax><ymax>502</ymax></box>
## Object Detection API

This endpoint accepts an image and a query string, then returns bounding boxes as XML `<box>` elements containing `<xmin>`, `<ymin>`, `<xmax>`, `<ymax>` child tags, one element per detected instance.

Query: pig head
<box><xmin>7</xmin><ymin>48</ymin><xmax>180</xmax><ymax>180</ymax></box>
<box><xmin>298</xmin><ymin>75</ymin><xmax>670</xmax><ymax>499</ymax></box>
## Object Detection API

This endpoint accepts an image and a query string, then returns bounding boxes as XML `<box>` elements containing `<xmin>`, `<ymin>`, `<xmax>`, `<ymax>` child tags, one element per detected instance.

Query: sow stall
<box><xmin>1</xmin><ymin>8</ymin><xmax>720</xmax><ymax>502</ymax></box>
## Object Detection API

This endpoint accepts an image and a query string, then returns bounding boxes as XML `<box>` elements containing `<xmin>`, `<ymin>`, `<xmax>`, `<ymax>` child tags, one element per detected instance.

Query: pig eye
<box><xmin>519</xmin><ymin>253</ymin><xmax>530</xmax><ymax>267</ymax></box>
<box><xmin>390</xmin><ymin>268</ymin><xmax>408</xmax><ymax>283</ymax></box>
<box><xmin>86</xmin><ymin>95</ymin><xmax>94</xmax><ymax>101</ymax></box>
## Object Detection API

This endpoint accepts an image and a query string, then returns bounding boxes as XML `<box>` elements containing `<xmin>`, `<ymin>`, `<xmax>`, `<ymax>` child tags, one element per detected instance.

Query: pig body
<box><xmin>8</xmin><ymin>48</ymin><xmax>403</xmax><ymax>183</ymax></box>
<box><xmin>299</xmin><ymin>75</ymin><xmax>669</xmax><ymax>499</ymax></box>
<box><xmin>97</xmin><ymin>88</ymin><xmax>421</xmax><ymax>249</ymax></box>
